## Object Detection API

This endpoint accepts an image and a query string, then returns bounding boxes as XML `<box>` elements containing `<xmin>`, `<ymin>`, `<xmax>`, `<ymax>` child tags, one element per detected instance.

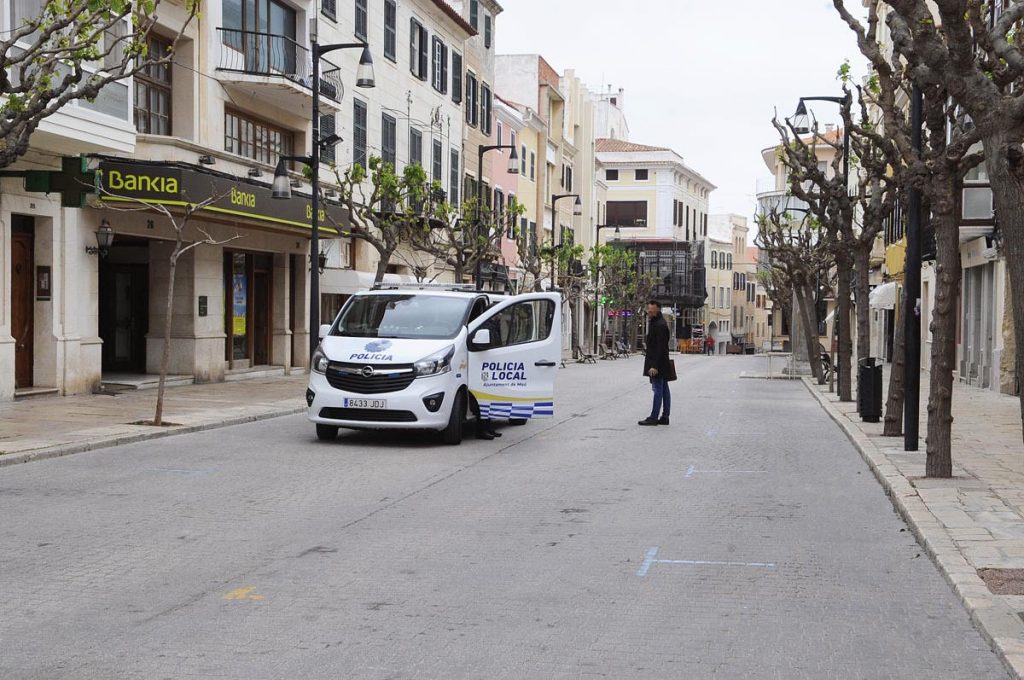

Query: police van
<box><xmin>307</xmin><ymin>284</ymin><xmax>562</xmax><ymax>445</ymax></box>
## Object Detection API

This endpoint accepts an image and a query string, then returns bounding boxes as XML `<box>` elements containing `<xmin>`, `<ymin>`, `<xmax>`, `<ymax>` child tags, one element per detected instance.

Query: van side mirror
<box><xmin>319</xmin><ymin>324</ymin><xmax>331</xmax><ymax>339</ymax></box>
<box><xmin>471</xmin><ymin>328</ymin><xmax>491</xmax><ymax>348</ymax></box>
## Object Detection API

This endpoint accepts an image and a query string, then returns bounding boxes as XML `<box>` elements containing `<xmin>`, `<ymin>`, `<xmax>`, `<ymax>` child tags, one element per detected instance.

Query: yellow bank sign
<box><xmin>98</xmin><ymin>160</ymin><xmax>346</xmax><ymax>232</ymax></box>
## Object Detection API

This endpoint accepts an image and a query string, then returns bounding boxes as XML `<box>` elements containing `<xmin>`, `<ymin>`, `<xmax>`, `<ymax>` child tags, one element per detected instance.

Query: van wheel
<box><xmin>508</xmin><ymin>418</ymin><xmax>528</xmax><ymax>426</ymax></box>
<box><xmin>441</xmin><ymin>391</ymin><xmax>465</xmax><ymax>445</ymax></box>
<box><xmin>316</xmin><ymin>424</ymin><xmax>338</xmax><ymax>441</ymax></box>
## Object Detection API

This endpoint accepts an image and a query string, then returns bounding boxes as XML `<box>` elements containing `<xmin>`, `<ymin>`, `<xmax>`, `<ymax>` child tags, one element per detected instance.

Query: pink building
<box><xmin>491</xmin><ymin>96</ymin><xmax>524</xmax><ymax>283</ymax></box>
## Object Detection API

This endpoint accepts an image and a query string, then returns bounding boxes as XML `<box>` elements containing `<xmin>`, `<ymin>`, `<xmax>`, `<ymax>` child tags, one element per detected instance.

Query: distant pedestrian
<box><xmin>639</xmin><ymin>301</ymin><xmax>671</xmax><ymax>427</ymax></box>
<box><xmin>706</xmin><ymin>336</ymin><xmax>715</xmax><ymax>355</ymax></box>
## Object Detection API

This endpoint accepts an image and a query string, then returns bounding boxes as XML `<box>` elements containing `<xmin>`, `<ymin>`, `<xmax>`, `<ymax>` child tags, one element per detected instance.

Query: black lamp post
<box><xmin>272</xmin><ymin>30</ymin><xmax>374</xmax><ymax>360</ymax></box>
<box><xmin>549</xmin><ymin>193</ymin><xmax>581</xmax><ymax>289</ymax></box>
<box><xmin>904</xmin><ymin>84</ymin><xmax>924</xmax><ymax>451</ymax></box>
<box><xmin>474</xmin><ymin>144</ymin><xmax>519</xmax><ymax>289</ymax></box>
<box><xmin>791</xmin><ymin>93</ymin><xmax>852</xmax><ymax>397</ymax></box>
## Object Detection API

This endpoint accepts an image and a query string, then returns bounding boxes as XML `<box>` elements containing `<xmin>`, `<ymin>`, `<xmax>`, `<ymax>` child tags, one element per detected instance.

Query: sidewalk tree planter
<box><xmin>0</xmin><ymin>0</ymin><xmax>198</xmax><ymax>169</ymax></box>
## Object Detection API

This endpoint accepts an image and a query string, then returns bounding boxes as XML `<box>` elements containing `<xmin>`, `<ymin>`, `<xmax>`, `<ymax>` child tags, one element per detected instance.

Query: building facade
<box><xmin>0</xmin><ymin>0</ymin><xmax>478</xmax><ymax>400</ymax></box>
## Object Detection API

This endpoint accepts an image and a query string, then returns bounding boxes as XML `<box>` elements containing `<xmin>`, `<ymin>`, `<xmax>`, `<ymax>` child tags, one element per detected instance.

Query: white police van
<box><xmin>307</xmin><ymin>284</ymin><xmax>562</xmax><ymax>444</ymax></box>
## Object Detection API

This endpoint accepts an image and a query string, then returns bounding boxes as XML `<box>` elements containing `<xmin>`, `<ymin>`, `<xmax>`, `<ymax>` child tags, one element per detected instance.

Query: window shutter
<box><xmin>451</xmin><ymin>52</ymin><xmax>462</xmax><ymax>103</ymax></box>
<box><xmin>409</xmin><ymin>18</ymin><xmax>418</xmax><ymax>75</ymax></box>
<box><xmin>419</xmin><ymin>26</ymin><xmax>428</xmax><ymax>80</ymax></box>
<box><xmin>441</xmin><ymin>44</ymin><xmax>449</xmax><ymax>94</ymax></box>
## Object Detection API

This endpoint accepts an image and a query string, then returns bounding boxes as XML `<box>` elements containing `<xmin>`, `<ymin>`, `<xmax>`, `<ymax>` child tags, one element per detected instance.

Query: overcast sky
<box><xmin>498</xmin><ymin>0</ymin><xmax>862</xmax><ymax>231</ymax></box>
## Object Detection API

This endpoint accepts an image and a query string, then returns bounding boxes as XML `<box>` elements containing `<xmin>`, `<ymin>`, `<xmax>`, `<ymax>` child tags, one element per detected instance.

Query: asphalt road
<box><xmin>0</xmin><ymin>356</ymin><xmax>1008</xmax><ymax>679</ymax></box>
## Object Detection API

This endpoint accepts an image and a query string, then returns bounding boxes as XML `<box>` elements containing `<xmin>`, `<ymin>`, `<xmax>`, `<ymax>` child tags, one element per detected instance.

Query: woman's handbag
<box><xmin>666</xmin><ymin>359</ymin><xmax>678</xmax><ymax>382</ymax></box>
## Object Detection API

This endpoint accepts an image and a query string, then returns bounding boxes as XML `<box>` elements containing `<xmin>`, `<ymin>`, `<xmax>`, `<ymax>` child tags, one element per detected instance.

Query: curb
<box><xmin>802</xmin><ymin>377</ymin><xmax>1024</xmax><ymax>680</ymax></box>
<box><xmin>0</xmin><ymin>406</ymin><xmax>306</xmax><ymax>468</ymax></box>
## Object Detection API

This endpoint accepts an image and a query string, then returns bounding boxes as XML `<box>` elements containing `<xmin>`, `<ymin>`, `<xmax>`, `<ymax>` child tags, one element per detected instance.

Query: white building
<box><xmin>595</xmin><ymin>139</ymin><xmax>714</xmax><ymax>243</ymax></box>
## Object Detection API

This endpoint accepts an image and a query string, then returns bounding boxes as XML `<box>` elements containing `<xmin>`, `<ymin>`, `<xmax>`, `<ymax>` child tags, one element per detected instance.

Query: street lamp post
<box><xmin>549</xmin><ymin>193</ymin><xmax>581</xmax><ymax>290</ymax></box>
<box><xmin>475</xmin><ymin>144</ymin><xmax>519</xmax><ymax>289</ymax></box>
<box><xmin>272</xmin><ymin>30</ymin><xmax>375</xmax><ymax>361</ymax></box>
<box><xmin>791</xmin><ymin>92</ymin><xmax>852</xmax><ymax>398</ymax></box>
<box><xmin>904</xmin><ymin>84</ymin><xmax>924</xmax><ymax>451</ymax></box>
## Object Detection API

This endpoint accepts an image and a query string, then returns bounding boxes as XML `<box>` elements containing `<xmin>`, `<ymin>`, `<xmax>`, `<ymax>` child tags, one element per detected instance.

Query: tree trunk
<box><xmin>925</xmin><ymin>208</ymin><xmax>961</xmax><ymax>478</ymax></box>
<box><xmin>836</xmin><ymin>251</ymin><xmax>854</xmax><ymax>401</ymax></box>
<box><xmin>374</xmin><ymin>254</ymin><xmax>389</xmax><ymax>285</ymax></box>
<box><xmin>883</xmin><ymin>287</ymin><xmax>908</xmax><ymax>437</ymax></box>
<box><xmin>154</xmin><ymin>253</ymin><xmax>177</xmax><ymax>427</ymax></box>
<box><xmin>985</xmin><ymin>144</ymin><xmax>1024</xmax><ymax>441</ymax></box>
<box><xmin>794</xmin><ymin>277</ymin><xmax>823</xmax><ymax>382</ymax></box>
<box><xmin>854</xmin><ymin>246</ymin><xmax>872</xmax><ymax>365</ymax></box>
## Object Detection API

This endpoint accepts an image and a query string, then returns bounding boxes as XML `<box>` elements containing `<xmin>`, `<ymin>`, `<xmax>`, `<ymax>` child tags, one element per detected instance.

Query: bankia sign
<box><xmin>97</xmin><ymin>160</ymin><xmax>346</xmax><ymax>232</ymax></box>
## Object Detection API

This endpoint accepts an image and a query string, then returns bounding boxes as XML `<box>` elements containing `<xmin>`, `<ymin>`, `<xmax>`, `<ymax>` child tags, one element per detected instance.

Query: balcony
<box><xmin>755</xmin><ymin>188</ymin><xmax>809</xmax><ymax>218</ymax></box>
<box><xmin>216</xmin><ymin>28</ymin><xmax>344</xmax><ymax>114</ymax></box>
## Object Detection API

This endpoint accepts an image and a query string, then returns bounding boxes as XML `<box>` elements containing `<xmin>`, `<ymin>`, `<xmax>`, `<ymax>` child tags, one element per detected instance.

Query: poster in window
<box><xmin>232</xmin><ymin>268</ymin><xmax>247</xmax><ymax>336</ymax></box>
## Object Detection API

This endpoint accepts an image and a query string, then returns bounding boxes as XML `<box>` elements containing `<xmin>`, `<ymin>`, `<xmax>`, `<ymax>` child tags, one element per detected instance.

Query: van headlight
<box><xmin>311</xmin><ymin>347</ymin><xmax>329</xmax><ymax>374</ymax></box>
<box><xmin>414</xmin><ymin>345</ymin><xmax>455</xmax><ymax>378</ymax></box>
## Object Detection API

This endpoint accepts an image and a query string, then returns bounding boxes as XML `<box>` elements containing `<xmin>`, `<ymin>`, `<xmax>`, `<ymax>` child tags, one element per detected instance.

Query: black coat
<box><xmin>643</xmin><ymin>313</ymin><xmax>671</xmax><ymax>376</ymax></box>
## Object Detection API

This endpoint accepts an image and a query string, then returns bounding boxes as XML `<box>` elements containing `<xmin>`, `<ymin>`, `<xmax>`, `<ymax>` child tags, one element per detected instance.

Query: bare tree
<box><xmin>1</xmin><ymin>0</ymin><xmax>197</xmax><ymax>168</ymax></box>
<box><xmin>755</xmin><ymin>208</ymin><xmax>829</xmax><ymax>382</ymax></box>
<box><xmin>834</xmin><ymin>0</ymin><xmax>985</xmax><ymax>475</ymax></box>
<box><xmin>99</xmin><ymin>186</ymin><xmax>241</xmax><ymax>426</ymax></box>
<box><xmin>840</xmin><ymin>75</ymin><xmax>904</xmax><ymax>368</ymax></box>
<box><xmin>854</xmin><ymin>0</ymin><xmax>1024</xmax><ymax>444</ymax></box>
<box><xmin>772</xmin><ymin>107</ymin><xmax>856</xmax><ymax>399</ymax></box>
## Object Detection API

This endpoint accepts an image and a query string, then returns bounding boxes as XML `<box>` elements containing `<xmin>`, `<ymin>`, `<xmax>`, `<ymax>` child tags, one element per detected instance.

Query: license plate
<box><xmin>344</xmin><ymin>398</ymin><xmax>387</xmax><ymax>409</ymax></box>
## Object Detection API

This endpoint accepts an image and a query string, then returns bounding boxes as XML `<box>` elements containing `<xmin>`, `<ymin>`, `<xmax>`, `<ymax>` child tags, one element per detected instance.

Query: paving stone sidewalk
<box><xmin>0</xmin><ymin>375</ymin><xmax>308</xmax><ymax>466</ymax></box>
<box><xmin>804</xmin><ymin>370</ymin><xmax>1024</xmax><ymax>678</ymax></box>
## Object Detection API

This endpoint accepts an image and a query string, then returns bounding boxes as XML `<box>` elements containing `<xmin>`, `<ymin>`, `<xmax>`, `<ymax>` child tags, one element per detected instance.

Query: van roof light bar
<box><xmin>369</xmin><ymin>282</ymin><xmax>479</xmax><ymax>292</ymax></box>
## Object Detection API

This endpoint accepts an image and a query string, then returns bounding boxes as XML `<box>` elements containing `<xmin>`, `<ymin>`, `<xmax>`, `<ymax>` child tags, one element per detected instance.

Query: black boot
<box><xmin>638</xmin><ymin>418</ymin><xmax>659</xmax><ymax>426</ymax></box>
<box><xmin>658</xmin><ymin>417</ymin><xmax>670</xmax><ymax>426</ymax></box>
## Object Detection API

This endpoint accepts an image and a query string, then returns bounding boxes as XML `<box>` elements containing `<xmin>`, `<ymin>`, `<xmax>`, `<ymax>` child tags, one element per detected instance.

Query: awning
<box><xmin>869</xmin><ymin>281</ymin><xmax>898</xmax><ymax>310</ymax></box>
<box><xmin>320</xmin><ymin>269</ymin><xmax>418</xmax><ymax>295</ymax></box>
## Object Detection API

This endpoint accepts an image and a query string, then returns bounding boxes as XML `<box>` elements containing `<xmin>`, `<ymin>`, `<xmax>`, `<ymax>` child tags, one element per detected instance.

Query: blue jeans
<box><xmin>650</xmin><ymin>376</ymin><xmax>671</xmax><ymax>420</ymax></box>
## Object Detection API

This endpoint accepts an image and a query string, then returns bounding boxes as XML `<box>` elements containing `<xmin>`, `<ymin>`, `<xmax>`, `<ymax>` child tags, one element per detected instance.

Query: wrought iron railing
<box><xmin>217</xmin><ymin>28</ymin><xmax>343</xmax><ymax>102</ymax></box>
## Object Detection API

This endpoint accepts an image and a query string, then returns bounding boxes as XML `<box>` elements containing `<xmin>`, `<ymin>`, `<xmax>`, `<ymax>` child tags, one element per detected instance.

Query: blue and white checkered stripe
<box><xmin>479</xmin><ymin>400</ymin><xmax>554</xmax><ymax>420</ymax></box>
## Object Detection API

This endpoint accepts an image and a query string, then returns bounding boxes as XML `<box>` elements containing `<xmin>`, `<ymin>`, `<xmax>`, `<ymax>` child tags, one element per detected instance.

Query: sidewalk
<box><xmin>804</xmin><ymin>369</ymin><xmax>1024</xmax><ymax>678</ymax></box>
<box><xmin>0</xmin><ymin>375</ymin><xmax>308</xmax><ymax>466</ymax></box>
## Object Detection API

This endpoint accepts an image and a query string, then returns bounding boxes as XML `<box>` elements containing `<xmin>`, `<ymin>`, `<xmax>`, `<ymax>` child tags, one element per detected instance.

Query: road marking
<box><xmin>685</xmin><ymin>465</ymin><xmax>696</xmax><ymax>478</ymax></box>
<box><xmin>154</xmin><ymin>467</ymin><xmax>218</xmax><ymax>477</ymax></box>
<box><xmin>637</xmin><ymin>546</ymin><xmax>661</xmax><ymax>577</ymax></box>
<box><xmin>636</xmin><ymin>546</ymin><xmax>776</xmax><ymax>577</ymax></box>
<box><xmin>223</xmin><ymin>586</ymin><xmax>265</xmax><ymax>601</ymax></box>
<box><xmin>705</xmin><ymin>410</ymin><xmax>727</xmax><ymax>439</ymax></box>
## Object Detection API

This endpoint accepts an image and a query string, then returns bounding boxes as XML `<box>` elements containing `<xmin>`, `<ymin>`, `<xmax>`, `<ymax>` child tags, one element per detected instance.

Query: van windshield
<box><xmin>331</xmin><ymin>294</ymin><xmax>472</xmax><ymax>340</ymax></box>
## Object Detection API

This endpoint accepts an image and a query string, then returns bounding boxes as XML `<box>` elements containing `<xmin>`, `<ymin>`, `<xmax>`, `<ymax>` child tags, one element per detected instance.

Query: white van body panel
<box><xmin>307</xmin><ymin>288</ymin><xmax>560</xmax><ymax>434</ymax></box>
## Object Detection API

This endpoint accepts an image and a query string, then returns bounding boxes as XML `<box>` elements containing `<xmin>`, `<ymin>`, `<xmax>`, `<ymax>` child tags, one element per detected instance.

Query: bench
<box><xmin>576</xmin><ymin>347</ymin><xmax>597</xmax><ymax>364</ymax></box>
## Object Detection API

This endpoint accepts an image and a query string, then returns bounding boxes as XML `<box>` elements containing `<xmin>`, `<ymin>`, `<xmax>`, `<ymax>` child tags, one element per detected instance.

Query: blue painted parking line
<box><xmin>637</xmin><ymin>546</ymin><xmax>776</xmax><ymax>577</ymax></box>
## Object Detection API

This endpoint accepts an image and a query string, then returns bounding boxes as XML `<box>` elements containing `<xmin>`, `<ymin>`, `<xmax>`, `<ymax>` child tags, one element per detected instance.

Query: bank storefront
<box><xmin>90</xmin><ymin>159</ymin><xmax>348</xmax><ymax>387</ymax></box>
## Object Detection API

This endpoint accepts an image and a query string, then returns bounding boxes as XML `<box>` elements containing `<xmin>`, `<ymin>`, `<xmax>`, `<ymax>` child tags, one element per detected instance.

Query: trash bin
<box><xmin>858</xmin><ymin>357</ymin><xmax>883</xmax><ymax>423</ymax></box>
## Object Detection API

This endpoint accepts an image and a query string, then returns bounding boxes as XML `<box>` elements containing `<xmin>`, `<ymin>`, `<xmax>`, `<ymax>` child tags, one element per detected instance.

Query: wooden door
<box><xmin>11</xmin><ymin>227</ymin><xmax>34</xmax><ymax>388</ymax></box>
